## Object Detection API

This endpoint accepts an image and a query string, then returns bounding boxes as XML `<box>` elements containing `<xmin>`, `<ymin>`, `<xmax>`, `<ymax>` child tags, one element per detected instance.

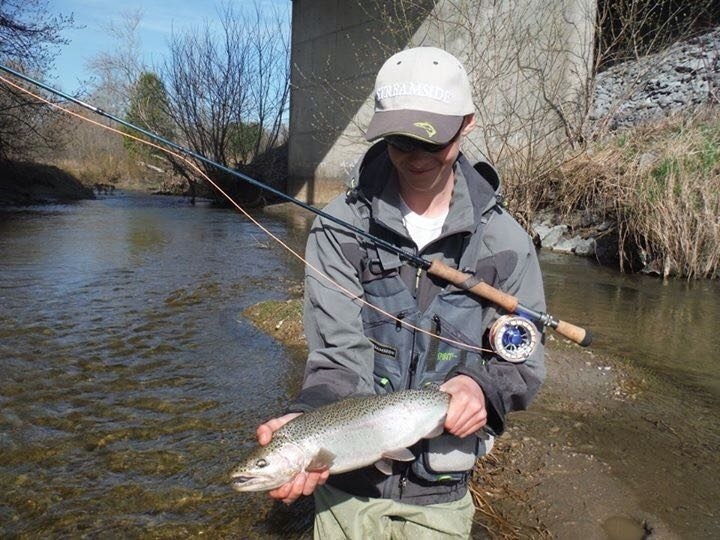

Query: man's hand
<box><xmin>440</xmin><ymin>375</ymin><xmax>487</xmax><ymax>438</ymax></box>
<box><xmin>256</xmin><ymin>413</ymin><xmax>330</xmax><ymax>504</ymax></box>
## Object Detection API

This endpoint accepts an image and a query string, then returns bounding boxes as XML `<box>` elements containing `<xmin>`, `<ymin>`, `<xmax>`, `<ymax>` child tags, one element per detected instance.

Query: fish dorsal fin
<box><xmin>382</xmin><ymin>448</ymin><xmax>415</xmax><ymax>462</ymax></box>
<box><xmin>306</xmin><ymin>448</ymin><xmax>335</xmax><ymax>472</ymax></box>
<box><xmin>374</xmin><ymin>459</ymin><xmax>393</xmax><ymax>475</ymax></box>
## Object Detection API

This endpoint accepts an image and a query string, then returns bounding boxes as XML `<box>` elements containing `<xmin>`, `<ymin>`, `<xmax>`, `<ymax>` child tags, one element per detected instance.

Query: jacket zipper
<box><xmin>413</xmin><ymin>266</ymin><xmax>422</xmax><ymax>298</ymax></box>
<box><xmin>395</xmin><ymin>311</ymin><xmax>406</xmax><ymax>332</ymax></box>
<box><xmin>399</xmin><ymin>351</ymin><xmax>420</xmax><ymax>499</ymax></box>
<box><xmin>399</xmin><ymin>474</ymin><xmax>408</xmax><ymax>498</ymax></box>
<box><xmin>408</xmin><ymin>353</ymin><xmax>419</xmax><ymax>387</ymax></box>
<box><xmin>426</xmin><ymin>315</ymin><xmax>442</xmax><ymax>372</ymax></box>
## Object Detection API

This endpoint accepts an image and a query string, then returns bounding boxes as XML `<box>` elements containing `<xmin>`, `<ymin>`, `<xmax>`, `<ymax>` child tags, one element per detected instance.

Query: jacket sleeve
<box><xmin>287</xmin><ymin>199</ymin><xmax>376</xmax><ymax>413</ymax></box>
<box><xmin>449</xmin><ymin>220</ymin><xmax>547</xmax><ymax>436</ymax></box>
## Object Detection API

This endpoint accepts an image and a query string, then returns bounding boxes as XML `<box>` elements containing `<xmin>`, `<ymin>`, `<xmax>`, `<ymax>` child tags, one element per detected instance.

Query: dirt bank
<box><xmin>0</xmin><ymin>160</ymin><xmax>94</xmax><ymax>205</ymax></box>
<box><xmin>471</xmin><ymin>340</ymin><xmax>676</xmax><ymax>539</ymax></box>
<box><xmin>243</xmin><ymin>299</ymin><xmax>673</xmax><ymax>539</ymax></box>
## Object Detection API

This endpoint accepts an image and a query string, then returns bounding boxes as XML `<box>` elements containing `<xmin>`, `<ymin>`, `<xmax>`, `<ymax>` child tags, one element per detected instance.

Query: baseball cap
<box><xmin>364</xmin><ymin>47</ymin><xmax>474</xmax><ymax>144</ymax></box>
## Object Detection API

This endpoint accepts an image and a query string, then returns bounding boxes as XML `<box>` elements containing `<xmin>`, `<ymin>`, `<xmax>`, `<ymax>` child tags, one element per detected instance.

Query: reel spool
<box><xmin>488</xmin><ymin>315</ymin><xmax>539</xmax><ymax>363</ymax></box>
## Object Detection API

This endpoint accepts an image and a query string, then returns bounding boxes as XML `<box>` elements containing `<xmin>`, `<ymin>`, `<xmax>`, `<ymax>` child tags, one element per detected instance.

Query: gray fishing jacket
<box><xmin>290</xmin><ymin>142</ymin><xmax>546</xmax><ymax>505</ymax></box>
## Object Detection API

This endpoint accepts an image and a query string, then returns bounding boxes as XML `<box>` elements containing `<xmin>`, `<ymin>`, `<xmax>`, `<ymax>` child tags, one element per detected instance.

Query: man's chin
<box><xmin>400</xmin><ymin>176</ymin><xmax>445</xmax><ymax>193</ymax></box>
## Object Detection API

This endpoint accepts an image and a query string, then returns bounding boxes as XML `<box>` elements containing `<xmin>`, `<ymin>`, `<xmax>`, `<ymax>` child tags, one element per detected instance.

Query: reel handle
<box><xmin>427</xmin><ymin>259</ymin><xmax>592</xmax><ymax>347</ymax></box>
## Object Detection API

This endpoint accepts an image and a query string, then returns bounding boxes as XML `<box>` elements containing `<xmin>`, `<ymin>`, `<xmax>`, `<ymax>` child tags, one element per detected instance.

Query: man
<box><xmin>257</xmin><ymin>46</ymin><xmax>546</xmax><ymax>538</ymax></box>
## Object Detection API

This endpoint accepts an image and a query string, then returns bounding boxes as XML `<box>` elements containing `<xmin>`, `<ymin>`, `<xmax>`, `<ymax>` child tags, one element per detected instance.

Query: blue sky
<box><xmin>51</xmin><ymin>0</ymin><xmax>291</xmax><ymax>92</ymax></box>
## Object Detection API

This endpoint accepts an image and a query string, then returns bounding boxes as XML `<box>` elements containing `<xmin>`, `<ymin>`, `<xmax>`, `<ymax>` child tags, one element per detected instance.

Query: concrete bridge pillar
<box><xmin>288</xmin><ymin>0</ymin><xmax>596</xmax><ymax>204</ymax></box>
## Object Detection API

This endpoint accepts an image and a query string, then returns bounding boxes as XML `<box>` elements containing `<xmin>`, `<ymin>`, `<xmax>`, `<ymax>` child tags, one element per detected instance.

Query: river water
<box><xmin>0</xmin><ymin>192</ymin><xmax>717</xmax><ymax>537</ymax></box>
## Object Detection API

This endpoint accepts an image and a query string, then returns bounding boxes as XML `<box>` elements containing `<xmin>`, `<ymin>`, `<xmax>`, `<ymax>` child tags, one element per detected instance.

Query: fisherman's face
<box><xmin>386</xmin><ymin>115</ymin><xmax>476</xmax><ymax>194</ymax></box>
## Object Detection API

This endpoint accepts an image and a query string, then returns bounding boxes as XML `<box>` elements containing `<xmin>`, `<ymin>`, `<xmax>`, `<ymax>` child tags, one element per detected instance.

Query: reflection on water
<box><xmin>541</xmin><ymin>252</ymin><xmax>720</xmax><ymax>400</ymax></box>
<box><xmin>0</xmin><ymin>193</ymin><xmax>717</xmax><ymax>537</ymax></box>
<box><xmin>539</xmin><ymin>253</ymin><xmax>720</xmax><ymax>537</ymax></box>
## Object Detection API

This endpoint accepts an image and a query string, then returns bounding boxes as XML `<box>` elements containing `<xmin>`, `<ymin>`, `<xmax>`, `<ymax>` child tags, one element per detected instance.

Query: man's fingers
<box><xmin>303</xmin><ymin>469</ymin><xmax>330</xmax><ymax>495</ymax></box>
<box><xmin>448</xmin><ymin>415</ymin><xmax>486</xmax><ymax>438</ymax></box>
<box><xmin>267</xmin><ymin>469</ymin><xmax>330</xmax><ymax>504</ymax></box>
<box><xmin>257</xmin><ymin>413</ymin><xmax>302</xmax><ymax>446</ymax></box>
<box><xmin>281</xmin><ymin>472</ymin><xmax>308</xmax><ymax>504</ymax></box>
<box><xmin>445</xmin><ymin>401</ymin><xmax>487</xmax><ymax>436</ymax></box>
<box><xmin>319</xmin><ymin>469</ymin><xmax>330</xmax><ymax>485</ymax></box>
<box><xmin>256</xmin><ymin>424</ymin><xmax>272</xmax><ymax>446</ymax></box>
<box><xmin>269</xmin><ymin>482</ymin><xmax>293</xmax><ymax>501</ymax></box>
<box><xmin>302</xmin><ymin>473</ymin><xmax>320</xmax><ymax>496</ymax></box>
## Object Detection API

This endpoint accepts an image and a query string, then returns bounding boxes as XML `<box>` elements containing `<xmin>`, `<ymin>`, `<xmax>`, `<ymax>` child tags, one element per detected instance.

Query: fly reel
<box><xmin>488</xmin><ymin>315</ymin><xmax>539</xmax><ymax>363</ymax></box>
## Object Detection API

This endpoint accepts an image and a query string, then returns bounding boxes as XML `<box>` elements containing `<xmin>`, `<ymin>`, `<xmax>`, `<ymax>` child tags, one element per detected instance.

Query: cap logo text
<box><xmin>376</xmin><ymin>82</ymin><xmax>453</xmax><ymax>104</ymax></box>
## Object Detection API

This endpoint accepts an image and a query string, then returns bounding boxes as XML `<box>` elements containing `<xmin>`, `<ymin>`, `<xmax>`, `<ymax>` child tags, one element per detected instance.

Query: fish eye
<box><xmin>255</xmin><ymin>459</ymin><xmax>268</xmax><ymax>468</ymax></box>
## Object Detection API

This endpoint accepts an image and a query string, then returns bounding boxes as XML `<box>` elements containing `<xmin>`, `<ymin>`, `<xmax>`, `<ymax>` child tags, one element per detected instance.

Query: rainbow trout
<box><xmin>231</xmin><ymin>387</ymin><xmax>450</xmax><ymax>492</ymax></box>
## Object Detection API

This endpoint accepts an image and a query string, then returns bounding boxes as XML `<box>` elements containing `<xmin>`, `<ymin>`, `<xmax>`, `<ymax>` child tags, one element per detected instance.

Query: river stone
<box><xmin>602</xmin><ymin>515</ymin><xmax>650</xmax><ymax>540</ymax></box>
<box><xmin>538</xmin><ymin>224</ymin><xmax>568</xmax><ymax>248</ymax></box>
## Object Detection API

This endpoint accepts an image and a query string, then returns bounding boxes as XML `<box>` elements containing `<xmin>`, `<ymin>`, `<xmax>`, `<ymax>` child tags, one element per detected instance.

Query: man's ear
<box><xmin>461</xmin><ymin>114</ymin><xmax>476</xmax><ymax>136</ymax></box>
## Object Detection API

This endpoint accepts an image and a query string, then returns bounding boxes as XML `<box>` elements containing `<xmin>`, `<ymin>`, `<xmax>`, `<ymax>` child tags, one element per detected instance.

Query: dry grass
<box><xmin>540</xmin><ymin>107</ymin><xmax>720</xmax><ymax>278</ymax></box>
<box><xmin>469</xmin><ymin>444</ymin><xmax>552</xmax><ymax>539</ymax></box>
<box><xmin>54</xmin><ymin>156</ymin><xmax>128</xmax><ymax>187</ymax></box>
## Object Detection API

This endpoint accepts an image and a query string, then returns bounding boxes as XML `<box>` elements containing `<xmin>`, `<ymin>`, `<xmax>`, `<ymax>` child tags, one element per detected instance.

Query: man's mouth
<box><xmin>407</xmin><ymin>165</ymin><xmax>435</xmax><ymax>174</ymax></box>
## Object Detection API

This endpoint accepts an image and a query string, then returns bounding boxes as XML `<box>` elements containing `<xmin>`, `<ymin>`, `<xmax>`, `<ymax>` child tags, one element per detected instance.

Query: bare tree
<box><xmin>595</xmin><ymin>0</ymin><xmax>718</xmax><ymax>69</ymax></box>
<box><xmin>161</xmin><ymin>2</ymin><xmax>290</xmax><ymax>203</ymax></box>
<box><xmin>0</xmin><ymin>0</ymin><xmax>74</xmax><ymax>160</ymax></box>
<box><xmin>85</xmin><ymin>9</ymin><xmax>145</xmax><ymax>116</ymax></box>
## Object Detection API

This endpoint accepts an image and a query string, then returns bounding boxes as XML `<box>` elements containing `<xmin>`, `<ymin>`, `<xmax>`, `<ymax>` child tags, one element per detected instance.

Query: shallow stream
<box><xmin>0</xmin><ymin>192</ymin><xmax>717</xmax><ymax>537</ymax></box>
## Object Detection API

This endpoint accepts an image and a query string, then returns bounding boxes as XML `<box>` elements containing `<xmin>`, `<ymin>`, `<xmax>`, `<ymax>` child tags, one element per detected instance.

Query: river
<box><xmin>0</xmin><ymin>192</ymin><xmax>717</xmax><ymax>537</ymax></box>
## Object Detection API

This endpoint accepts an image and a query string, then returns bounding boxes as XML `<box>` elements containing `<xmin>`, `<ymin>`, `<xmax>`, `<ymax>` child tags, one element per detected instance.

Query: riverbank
<box><xmin>471</xmin><ymin>341</ymin><xmax>677</xmax><ymax>539</ymax></box>
<box><xmin>0</xmin><ymin>160</ymin><xmax>93</xmax><ymax>205</ymax></box>
<box><xmin>243</xmin><ymin>298</ymin><xmax>676</xmax><ymax>539</ymax></box>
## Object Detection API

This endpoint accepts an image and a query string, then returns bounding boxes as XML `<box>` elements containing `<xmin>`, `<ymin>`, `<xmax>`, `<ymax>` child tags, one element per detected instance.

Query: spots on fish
<box><xmin>278</xmin><ymin>388</ymin><xmax>450</xmax><ymax>440</ymax></box>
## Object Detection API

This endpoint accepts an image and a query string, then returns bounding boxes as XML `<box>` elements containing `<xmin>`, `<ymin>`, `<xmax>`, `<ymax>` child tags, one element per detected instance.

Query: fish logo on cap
<box><xmin>413</xmin><ymin>122</ymin><xmax>437</xmax><ymax>138</ymax></box>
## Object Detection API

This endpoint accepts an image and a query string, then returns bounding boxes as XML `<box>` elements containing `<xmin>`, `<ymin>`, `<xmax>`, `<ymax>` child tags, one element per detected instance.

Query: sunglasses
<box><xmin>384</xmin><ymin>128</ymin><xmax>461</xmax><ymax>154</ymax></box>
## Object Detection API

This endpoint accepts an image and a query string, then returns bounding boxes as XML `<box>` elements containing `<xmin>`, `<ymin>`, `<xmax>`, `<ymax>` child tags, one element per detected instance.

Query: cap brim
<box><xmin>364</xmin><ymin>110</ymin><xmax>464</xmax><ymax>144</ymax></box>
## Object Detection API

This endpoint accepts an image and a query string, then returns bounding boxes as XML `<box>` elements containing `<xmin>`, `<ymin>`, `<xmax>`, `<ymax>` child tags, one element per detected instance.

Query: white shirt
<box><xmin>399</xmin><ymin>196</ymin><xmax>448</xmax><ymax>251</ymax></box>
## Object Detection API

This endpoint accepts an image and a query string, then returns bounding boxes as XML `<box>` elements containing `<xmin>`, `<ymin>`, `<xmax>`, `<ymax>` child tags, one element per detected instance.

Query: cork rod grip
<box><xmin>427</xmin><ymin>259</ymin><xmax>519</xmax><ymax>312</ymax></box>
<box><xmin>427</xmin><ymin>259</ymin><xmax>592</xmax><ymax>347</ymax></box>
<box><xmin>555</xmin><ymin>320</ymin><xmax>593</xmax><ymax>347</ymax></box>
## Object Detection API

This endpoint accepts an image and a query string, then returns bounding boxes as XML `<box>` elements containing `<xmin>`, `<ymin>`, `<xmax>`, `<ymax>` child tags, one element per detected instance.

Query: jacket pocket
<box><xmin>411</xmin><ymin>431</ymin><xmax>495</xmax><ymax>483</ymax></box>
<box><xmin>369</xmin><ymin>336</ymin><xmax>401</xmax><ymax>393</ymax></box>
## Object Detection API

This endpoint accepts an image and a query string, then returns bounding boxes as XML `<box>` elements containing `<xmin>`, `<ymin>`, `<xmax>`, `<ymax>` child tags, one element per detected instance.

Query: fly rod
<box><xmin>0</xmin><ymin>64</ymin><xmax>592</xmax><ymax>347</ymax></box>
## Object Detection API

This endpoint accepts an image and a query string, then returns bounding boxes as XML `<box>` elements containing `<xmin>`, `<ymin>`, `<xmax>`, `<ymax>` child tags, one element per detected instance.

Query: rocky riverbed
<box><xmin>535</xmin><ymin>27</ymin><xmax>720</xmax><ymax>272</ymax></box>
<box><xmin>591</xmin><ymin>28</ymin><xmax>720</xmax><ymax>132</ymax></box>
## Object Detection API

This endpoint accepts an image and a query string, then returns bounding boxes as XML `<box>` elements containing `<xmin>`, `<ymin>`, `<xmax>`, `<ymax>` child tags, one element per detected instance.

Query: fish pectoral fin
<box><xmin>381</xmin><ymin>448</ymin><xmax>415</xmax><ymax>462</ymax></box>
<box><xmin>374</xmin><ymin>458</ymin><xmax>393</xmax><ymax>475</ymax></box>
<box><xmin>305</xmin><ymin>448</ymin><xmax>335</xmax><ymax>472</ymax></box>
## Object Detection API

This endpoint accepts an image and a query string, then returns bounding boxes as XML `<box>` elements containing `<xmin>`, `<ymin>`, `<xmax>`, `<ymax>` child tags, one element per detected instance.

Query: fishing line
<box><xmin>0</xmin><ymin>71</ymin><xmax>495</xmax><ymax>355</ymax></box>
<box><xmin>2</xmin><ymin>65</ymin><xmax>592</xmax><ymax>353</ymax></box>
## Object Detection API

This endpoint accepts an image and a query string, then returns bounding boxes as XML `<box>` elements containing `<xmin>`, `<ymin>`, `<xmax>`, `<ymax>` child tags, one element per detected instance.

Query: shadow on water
<box><xmin>0</xmin><ymin>193</ymin><xmax>717</xmax><ymax>537</ymax></box>
<box><xmin>541</xmin><ymin>252</ymin><xmax>720</xmax><ymax>401</ymax></box>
